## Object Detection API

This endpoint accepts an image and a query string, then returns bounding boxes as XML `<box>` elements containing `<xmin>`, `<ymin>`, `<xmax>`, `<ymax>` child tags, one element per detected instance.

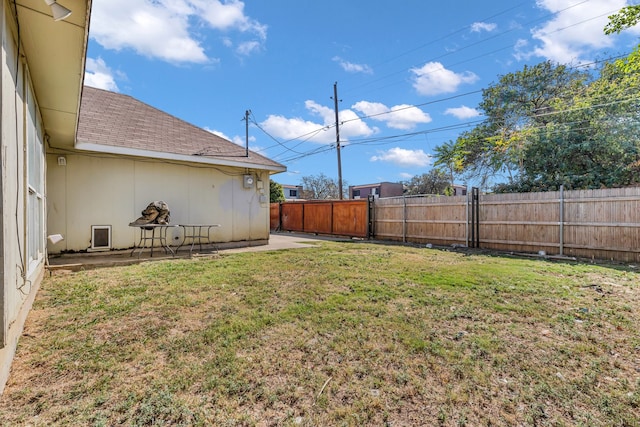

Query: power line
<box><xmin>275</xmin><ymin>91</ymin><xmax>640</xmax><ymax>165</ymax></box>
<box><xmin>254</xmin><ymin>50</ymin><xmax>633</xmax><ymax>164</ymax></box>
<box><xmin>245</xmin><ymin>3</ymin><xmax>638</xmax><ymax>166</ymax></box>
<box><xmin>342</xmin><ymin>0</ymin><xmax>592</xmax><ymax>96</ymax></box>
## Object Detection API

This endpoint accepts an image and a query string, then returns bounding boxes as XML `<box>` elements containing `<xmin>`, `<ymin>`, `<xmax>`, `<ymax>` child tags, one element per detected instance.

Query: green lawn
<box><xmin>1</xmin><ymin>242</ymin><xmax>638</xmax><ymax>426</ymax></box>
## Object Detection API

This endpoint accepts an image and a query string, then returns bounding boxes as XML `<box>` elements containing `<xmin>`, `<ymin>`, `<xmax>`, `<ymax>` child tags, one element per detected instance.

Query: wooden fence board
<box><xmin>303</xmin><ymin>203</ymin><xmax>333</xmax><ymax>234</ymax></box>
<box><xmin>280</xmin><ymin>203</ymin><xmax>304</xmax><ymax>232</ymax></box>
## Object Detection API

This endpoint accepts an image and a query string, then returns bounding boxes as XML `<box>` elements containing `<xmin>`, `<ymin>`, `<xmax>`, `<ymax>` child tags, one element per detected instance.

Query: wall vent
<box><xmin>90</xmin><ymin>225</ymin><xmax>111</xmax><ymax>251</ymax></box>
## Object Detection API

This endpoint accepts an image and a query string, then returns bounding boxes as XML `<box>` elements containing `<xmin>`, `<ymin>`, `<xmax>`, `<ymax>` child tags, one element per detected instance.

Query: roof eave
<box><xmin>15</xmin><ymin>0</ymin><xmax>92</xmax><ymax>149</ymax></box>
<box><xmin>74</xmin><ymin>141</ymin><xmax>287</xmax><ymax>173</ymax></box>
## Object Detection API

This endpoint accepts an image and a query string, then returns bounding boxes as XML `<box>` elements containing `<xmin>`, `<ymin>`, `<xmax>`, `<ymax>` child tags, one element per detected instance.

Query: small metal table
<box><xmin>129</xmin><ymin>224</ymin><xmax>177</xmax><ymax>258</ymax></box>
<box><xmin>176</xmin><ymin>224</ymin><xmax>221</xmax><ymax>256</ymax></box>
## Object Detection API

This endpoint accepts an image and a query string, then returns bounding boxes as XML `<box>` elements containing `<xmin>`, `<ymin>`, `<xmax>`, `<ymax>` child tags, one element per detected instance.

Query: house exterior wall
<box><xmin>350</xmin><ymin>182</ymin><xmax>404</xmax><ymax>199</ymax></box>
<box><xmin>282</xmin><ymin>185</ymin><xmax>303</xmax><ymax>200</ymax></box>
<box><xmin>0</xmin><ymin>2</ymin><xmax>46</xmax><ymax>393</ymax></box>
<box><xmin>453</xmin><ymin>184</ymin><xmax>467</xmax><ymax>196</ymax></box>
<box><xmin>46</xmin><ymin>153</ymin><xmax>271</xmax><ymax>253</ymax></box>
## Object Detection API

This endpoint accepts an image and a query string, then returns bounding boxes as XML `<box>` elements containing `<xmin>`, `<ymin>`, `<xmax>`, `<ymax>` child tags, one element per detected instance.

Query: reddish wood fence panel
<box><xmin>270</xmin><ymin>203</ymin><xmax>280</xmax><ymax>230</ymax></box>
<box><xmin>280</xmin><ymin>203</ymin><xmax>304</xmax><ymax>232</ymax></box>
<box><xmin>304</xmin><ymin>203</ymin><xmax>333</xmax><ymax>234</ymax></box>
<box><xmin>332</xmin><ymin>201</ymin><xmax>369</xmax><ymax>237</ymax></box>
<box><xmin>271</xmin><ymin>200</ymin><xmax>369</xmax><ymax>238</ymax></box>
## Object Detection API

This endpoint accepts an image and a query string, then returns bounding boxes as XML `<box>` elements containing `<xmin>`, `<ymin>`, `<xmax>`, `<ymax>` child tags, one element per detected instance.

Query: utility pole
<box><xmin>333</xmin><ymin>82</ymin><xmax>343</xmax><ymax>200</ymax></box>
<box><xmin>245</xmin><ymin>110</ymin><xmax>250</xmax><ymax>157</ymax></box>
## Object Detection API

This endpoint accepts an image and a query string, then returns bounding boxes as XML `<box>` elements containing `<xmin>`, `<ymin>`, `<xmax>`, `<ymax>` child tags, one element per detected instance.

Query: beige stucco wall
<box><xmin>0</xmin><ymin>1</ymin><xmax>46</xmax><ymax>394</ymax></box>
<box><xmin>46</xmin><ymin>152</ymin><xmax>271</xmax><ymax>253</ymax></box>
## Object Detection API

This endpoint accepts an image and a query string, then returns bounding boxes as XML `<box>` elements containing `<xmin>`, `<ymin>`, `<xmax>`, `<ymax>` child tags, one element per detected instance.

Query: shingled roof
<box><xmin>76</xmin><ymin>86</ymin><xmax>285</xmax><ymax>172</ymax></box>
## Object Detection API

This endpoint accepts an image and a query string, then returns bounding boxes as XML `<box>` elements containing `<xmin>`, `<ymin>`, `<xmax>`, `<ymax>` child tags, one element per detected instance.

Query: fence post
<box><xmin>559</xmin><ymin>185</ymin><xmax>564</xmax><ymax>256</ymax></box>
<box><xmin>403</xmin><ymin>194</ymin><xmax>407</xmax><ymax>243</ymax></box>
<box><xmin>367</xmin><ymin>195</ymin><xmax>375</xmax><ymax>239</ymax></box>
<box><xmin>330</xmin><ymin>201</ymin><xmax>335</xmax><ymax>235</ymax></box>
<box><xmin>470</xmin><ymin>187</ymin><xmax>480</xmax><ymax>248</ymax></box>
<box><xmin>466</xmin><ymin>191</ymin><xmax>470</xmax><ymax>247</ymax></box>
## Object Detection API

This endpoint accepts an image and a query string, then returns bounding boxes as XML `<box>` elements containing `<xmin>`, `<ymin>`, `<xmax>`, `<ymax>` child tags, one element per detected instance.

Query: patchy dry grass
<box><xmin>0</xmin><ymin>242</ymin><xmax>639</xmax><ymax>426</ymax></box>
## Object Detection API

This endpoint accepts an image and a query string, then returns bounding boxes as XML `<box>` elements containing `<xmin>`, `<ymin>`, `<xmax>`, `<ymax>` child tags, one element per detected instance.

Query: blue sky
<box><xmin>83</xmin><ymin>0</ymin><xmax>640</xmax><ymax>188</ymax></box>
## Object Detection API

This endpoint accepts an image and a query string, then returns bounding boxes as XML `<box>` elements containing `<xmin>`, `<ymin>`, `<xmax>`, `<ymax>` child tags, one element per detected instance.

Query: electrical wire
<box><xmin>253</xmin><ymin>47</ymin><xmax>636</xmax><ymax>166</ymax></box>
<box><xmin>342</xmin><ymin>0</ymin><xmax>592</xmax><ymax>96</ymax></box>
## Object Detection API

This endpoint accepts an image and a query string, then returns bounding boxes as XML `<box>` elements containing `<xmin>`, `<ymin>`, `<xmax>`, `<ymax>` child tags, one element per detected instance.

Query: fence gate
<box><xmin>271</xmin><ymin>199</ymin><xmax>370</xmax><ymax>238</ymax></box>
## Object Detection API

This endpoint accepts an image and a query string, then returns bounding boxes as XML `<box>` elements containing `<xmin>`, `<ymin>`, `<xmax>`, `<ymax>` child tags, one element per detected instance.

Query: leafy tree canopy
<box><xmin>270</xmin><ymin>180</ymin><xmax>285</xmax><ymax>203</ymax></box>
<box><xmin>434</xmin><ymin>57</ymin><xmax>639</xmax><ymax>193</ymax></box>
<box><xmin>403</xmin><ymin>169</ymin><xmax>451</xmax><ymax>196</ymax></box>
<box><xmin>604</xmin><ymin>5</ymin><xmax>640</xmax><ymax>35</ymax></box>
<box><xmin>604</xmin><ymin>6</ymin><xmax>640</xmax><ymax>73</ymax></box>
<box><xmin>434</xmin><ymin>61</ymin><xmax>588</xmax><ymax>187</ymax></box>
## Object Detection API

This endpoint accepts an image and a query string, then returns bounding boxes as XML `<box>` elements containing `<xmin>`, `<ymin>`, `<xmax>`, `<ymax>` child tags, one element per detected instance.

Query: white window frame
<box><xmin>26</xmin><ymin>77</ymin><xmax>45</xmax><ymax>274</ymax></box>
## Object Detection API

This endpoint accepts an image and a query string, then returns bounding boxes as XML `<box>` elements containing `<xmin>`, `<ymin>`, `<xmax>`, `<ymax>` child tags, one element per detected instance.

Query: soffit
<box><xmin>14</xmin><ymin>0</ymin><xmax>91</xmax><ymax>148</ymax></box>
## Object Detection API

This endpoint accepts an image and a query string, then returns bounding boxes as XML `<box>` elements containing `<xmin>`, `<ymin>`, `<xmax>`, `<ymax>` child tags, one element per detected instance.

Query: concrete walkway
<box><xmin>46</xmin><ymin>232</ymin><xmax>332</xmax><ymax>272</ymax></box>
<box><xmin>222</xmin><ymin>232</ymin><xmax>326</xmax><ymax>253</ymax></box>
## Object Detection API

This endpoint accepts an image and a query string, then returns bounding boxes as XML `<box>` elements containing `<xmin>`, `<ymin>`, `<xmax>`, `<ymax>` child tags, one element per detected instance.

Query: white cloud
<box><xmin>84</xmin><ymin>57</ymin><xmax>120</xmax><ymax>91</ymax></box>
<box><xmin>399</xmin><ymin>172</ymin><xmax>413</xmax><ymax>179</ymax></box>
<box><xmin>90</xmin><ymin>0</ymin><xmax>267</xmax><ymax>63</ymax></box>
<box><xmin>513</xmin><ymin>38</ymin><xmax>532</xmax><ymax>61</ymax></box>
<box><xmin>206</xmin><ymin>128</ymin><xmax>266</xmax><ymax>152</ymax></box>
<box><xmin>444</xmin><ymin>105</ymin><xmax>481</xmax><ymax>120</ymax></box>
<box><xmin>352</xmin><ymin>101</ymin><xmax>432</xmax><ymax>130</ymax></box>
<box><xmin>352</xmin><ymin>101</ymin><xmax>389</xmax><ymax>117</ymax></box>
<box><xmin>370</xmin><ymin>147</ymin><xmax>433</xmax><ymax>167</ymax></box>
<box><xmin>236</xmin><ymin>41</ymin><xmax>262</xmax><ymax>56</ymax></box>
<box><xmin>529</xmin><ymin>0</ymin><xmax>633</xmax><ymax>64</ymax></box>
<box><xmin>260</xmin><ymin>115</ymin><xmax>334</xmax><ymax>144</ymax></box>
<box><xmin>193</xmin><ymin>0</ymin><xmax>267</xmax><ymax>38</ymax></box>
<box><xmin>471</xmin><ymin>22</ymin><xmax>497</xmax><ymax>32</ymax></box>
<box><xmin>332</xmin><ymin>56</ymin><xmax>373</xmax><ymax>74</ymax></box>
<box><xmin>260</xmin><ymin>100</ymin><xmax>377</xmax><ymax>144</ymax></box>
<box><xmin>410</xmin><ymin>62</ymin><xmax>479</xmax><ymax>96</ymax></box>
<box><xmin>205</xmin><ymin>128</ymin><xmax>233</xmax><ymax>141</ymax></box>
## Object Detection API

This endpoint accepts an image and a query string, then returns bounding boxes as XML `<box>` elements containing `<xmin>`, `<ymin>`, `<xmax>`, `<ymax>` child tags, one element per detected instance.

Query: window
<box><xmin>289</xmin><ymin>189</ymin><xmax>297</xmax><ymax>198</ymax></box>
<box><xmin>26</xmin><ymin>81</ymin><xmax>45</xmax><ymax>272</ymax></box>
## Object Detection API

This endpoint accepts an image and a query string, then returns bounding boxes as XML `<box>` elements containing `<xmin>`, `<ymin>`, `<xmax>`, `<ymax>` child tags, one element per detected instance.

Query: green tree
<box><xmin>404</xmin><ymin>169</ymin><xmax>450</xmax><ymax>195</ymax></box>
<box><xmin>434</xmin><ymin>61</ymin><xmax>588</xmax><ymax>189</ymax></box>
<box><xmin>495</xmin><ymin>58</ymin><xmax>640</xmax><ymax>192</ymax></box>
<box><xmin>604</xmin><ymin>6</ymin><xmax>640</xmax><ymax>73</ymax></box>
<box><xmin>604</xmin><ymin>5</ymin><xmax>640</xmax><ymax>35</ymax></box>
<box><xmin>433</xmin><ymin>140</ymin><xmax>463</xmax><ymax>185</ymax></box>
<box><xmin>270</xmin><ymin>180</ymin><xmax>285</xmax><ymax>203</ymax></box>
<box><xmin>300</xmin><ymin>173</ymin><xmax>346</xmax><ymax>199</ymax></box>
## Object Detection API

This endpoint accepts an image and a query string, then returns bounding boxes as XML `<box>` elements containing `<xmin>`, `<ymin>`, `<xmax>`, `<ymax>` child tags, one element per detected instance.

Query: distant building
<box><xmin>282</xmin><ymin>184</ymin><xmax>304</xmax><ymax>200</ymax></box>
<box><xmin>452</xmin><ymin>184</ymin><xmax>467</xmax><ymax>196</ymax></box>
<box><xmin>349</xmin><ymin>182</ymin><xmax>404</xmax><ymax>199</ymax></box>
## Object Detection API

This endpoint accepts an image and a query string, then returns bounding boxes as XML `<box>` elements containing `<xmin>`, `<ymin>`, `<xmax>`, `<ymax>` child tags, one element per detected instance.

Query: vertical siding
<box><xmin>46</xmin><ymin>154</ymin><xmax>272</xmax><ymax>252</ymax></box>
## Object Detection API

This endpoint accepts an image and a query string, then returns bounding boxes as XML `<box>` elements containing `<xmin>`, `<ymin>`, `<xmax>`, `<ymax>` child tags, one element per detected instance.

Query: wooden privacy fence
<box><xmin>371</xmin><ymin>186</ymin><xmax>640</xmax><ymax>263</ymax></box>
<box><xmin>271</xmin><ymin>187</ymin><xmax>640</xmax><ymax>263</ymax></box>
<box><xmin>271</xmin><ymin>199</ymin><xmax>370</xmax><ymax>238</ymax></box>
